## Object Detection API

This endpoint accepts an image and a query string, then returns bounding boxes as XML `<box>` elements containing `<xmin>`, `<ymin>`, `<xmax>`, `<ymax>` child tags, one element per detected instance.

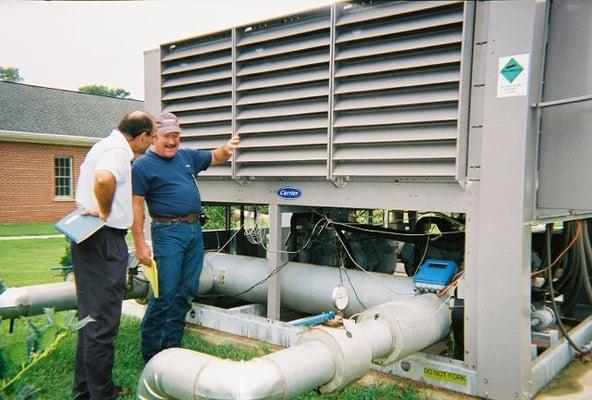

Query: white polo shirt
<box><xmin>76</xmin><ymin>129</ymin><xmax>134</xmax><ymax>229</ymax></box>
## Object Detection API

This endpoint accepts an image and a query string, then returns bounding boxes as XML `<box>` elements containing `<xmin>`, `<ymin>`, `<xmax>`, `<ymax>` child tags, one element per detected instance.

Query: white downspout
<box><xmin>138</xmin><ymin>294</ymin><xmax>450</xmax><ymax>400</ymax></box>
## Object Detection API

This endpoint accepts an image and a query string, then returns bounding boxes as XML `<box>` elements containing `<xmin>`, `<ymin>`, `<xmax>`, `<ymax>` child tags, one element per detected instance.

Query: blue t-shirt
<box><xmin>132</xmin><ymin>149</ymin><xmax>212</xmax><ymax>217</ymax></box>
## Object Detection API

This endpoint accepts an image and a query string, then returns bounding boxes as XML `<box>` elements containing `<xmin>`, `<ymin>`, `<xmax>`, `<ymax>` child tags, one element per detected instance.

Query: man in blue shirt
<box><xmin>131</xmin><ymin>112</ymin><xmax>239</xmax><ymax>363</ymax></box>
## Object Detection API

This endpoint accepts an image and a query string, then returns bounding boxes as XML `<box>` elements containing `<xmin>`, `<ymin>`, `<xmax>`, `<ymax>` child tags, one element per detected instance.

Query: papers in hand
<box><xmin>54</xmin><ymin>209</ymin><xmax>105</xmax><ymax>244</ymax></box>
<box><xmin>143</xmin><ymin>260</ymin><xmax>159</xmax><ymax>298</ymax></box>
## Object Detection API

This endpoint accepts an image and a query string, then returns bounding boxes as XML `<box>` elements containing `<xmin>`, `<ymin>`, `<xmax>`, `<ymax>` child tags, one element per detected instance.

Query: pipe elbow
<box><xmin>137</xmin><ymin>348</ymin><xmax>284</xmax><ymax>400</ymax></box>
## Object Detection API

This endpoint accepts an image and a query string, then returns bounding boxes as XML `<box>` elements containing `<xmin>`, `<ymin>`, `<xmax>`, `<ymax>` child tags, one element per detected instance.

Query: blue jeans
<box><xmin>141</xmin><ymin>221</ymin><xmax>204</xmax><ymax>362</ymax></box>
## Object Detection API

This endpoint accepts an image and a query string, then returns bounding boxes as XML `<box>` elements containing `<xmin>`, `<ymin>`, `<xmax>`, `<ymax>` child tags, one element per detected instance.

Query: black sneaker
<box><xmin>72</xmin><ymin>392</ymin><xmax>90</xmax><ymax>400</ymax></box>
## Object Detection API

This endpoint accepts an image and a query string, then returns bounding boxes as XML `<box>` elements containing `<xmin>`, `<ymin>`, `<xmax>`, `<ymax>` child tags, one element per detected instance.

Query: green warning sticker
<box><xmin>424</xmin><ymin>367</ymin><xmax>468</xmax><ymax>386</ymax></box>
<box><xmin>500</xmin><ymin>57</ymin><xmax>524</xmax><ymax>83</ymax></box>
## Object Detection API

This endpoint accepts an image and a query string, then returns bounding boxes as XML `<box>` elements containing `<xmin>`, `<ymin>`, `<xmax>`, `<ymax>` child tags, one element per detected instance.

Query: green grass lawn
<box><xmin>0</xmin><ymin>238</ymin><xmax>67</xmax><ymax>287</ymax></box>
<box><xmin>0</xmin><ymin>223</ymin><xmax>58</xmax><ymax>237</ymax></box>
<box><xmin>1</xmin><ymin>315</ymin><xmax>418</xmax><ymax>400</ymax></box>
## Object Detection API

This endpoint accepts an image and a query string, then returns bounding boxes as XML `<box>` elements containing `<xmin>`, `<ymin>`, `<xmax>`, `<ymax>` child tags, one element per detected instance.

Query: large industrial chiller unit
<box><xmin>142</xmin><ymin>1</ymin><xmax>592</xmax><ymax>398</ymax></box>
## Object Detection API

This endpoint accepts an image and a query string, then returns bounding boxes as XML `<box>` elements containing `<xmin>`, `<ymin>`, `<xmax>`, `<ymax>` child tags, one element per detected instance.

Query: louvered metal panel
<box><xmin>238</xmin><ymin>34</ymin><xmax>329</xmax><ymax>62</ymax></box>
<box><xmin>162</xmin><ymin>51</ymin><xmax>231</xmax><ymax>75</ymax></box>
<box><xmin>335</xmin><ymin>30</ymin><xmax>462</xmax><ymax>60</ymax></box>
<box><xmin>232</xmin><ymin>7</ymin><xmax>331</xmax><ymax>178</ymax></box>
<box><xmin>237</xmin><ymin>147</ymin><xmax>326</xmax><ymax>163</ymax></box>
<box><xmin>333</xmin><ymin>160</ymin><xmax>456</xmax><ymax>177</ymax></box>
<box><xmin>336</xmin><ymin>1</ymin><xmax>459</xmax><ymax>26</ymax></box>
<box><xmin>237</xmin><ymin>67</ymin><xmax>329</xmax><ymax>91</ymax></box>
<box><xmin>161</xmin><ymin>33</ymin><xmax>231</xmax><ymax>62</ymax></box>
<box><xmin>334</xmin><ymin>85</ymin><xmax>458</xmax><ymax>111</ymax></box>
<box><xmin>159</xmin><ymin>0</ymin><xmax>469</xmax><ymax>180</ymax></box>
<box><xmin>334</xmin><ymin>48</ymin><xmax>461</xmax><ymax>78</ymax></box>
<box><xmin>237</xmin><ymin>115</ymin><xmax>327</xmax><ymax>134</ymax></box>
<box><xmin>331</xmin><ymin>0</ymin><xmax>465</xmax><ymax>178</ymax></box>
<box><xmin>182</xmin><ymin>124</ymin><xmax>231</xmax><ymax>137</ymax></box>
<box><xmin>237</xmin><ymin>98</ymin><xmax>328</xmax><ymax>120</ymax></box>
<box><xmin>336</xmin><ymin>8</ymin><xmax>463</xmax><ymax>43</ymax></box>
<box><xmin>239</xmin><ymin>130</ymin><xmax>326</xmax><ymax>148</ymax></box>
<box><xmin>238</xmin><ymin>50</ymin><xmax>329</xmax><ymax>76</ymax></box>
<box><xmin>237</xmin><ymin>83</ymin><xmax>328</xmax><ymax>106</ymax></box>
<box><xmin>238</xmin><ymin>14</ymin><xmax>329</xmax><ymax>46</ymax></box>
<box><xmin>162</xmin><ymin>69</ymin><xmax>232</xmax><ymax>89</ymax></box>
<box><xmin>236</xmin><ymin>163</ymin><xmax>326</xmax><ymax>177</ymax></box>
<box><xmin>164</xmin><ymin>96</ymin><xmax>232</xmax><ymax>113</ymax></box>
<box><xmin>161</xmin><ymin>30</ymin><xmax>233</xmax><ymax>176</ymax></box>
<box><xmin>332</xmin><ymin>141</ymin><xmax>457</xmax><ymax>160</ymax></box>
<box><xmin>161</xmin><ymin>81</ymin><xmax>231</xmax><ymax>101</ymax></box>
<box><xmin>177</xmin><ymin>108</ymin><xmax>231</xmax><ymax>124</ymax></box>
<box><xmin>335</xmin><ymin>67</ymin><xmax>459</xmax><ymax>94</ymax></box>
<box><xmin>333</xmin><ymin>123</ymin><xmax>457</xmax><ymax>144</ymax></box>
<box><xmin>334</xmin><ymin>105</ymin><xmax>459</xmax><ymax>127</ymax></box>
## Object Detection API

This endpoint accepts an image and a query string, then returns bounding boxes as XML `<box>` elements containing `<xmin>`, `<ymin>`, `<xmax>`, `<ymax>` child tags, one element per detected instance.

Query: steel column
<box><xmin>267</xmin><ymin>203</ymin><xmax>283</xmax><ymax>319</ymax></box>
<box><xmin>474</xmin><ymin>1</ymin><xmax>546</xmax><ymax>398</ymax></box>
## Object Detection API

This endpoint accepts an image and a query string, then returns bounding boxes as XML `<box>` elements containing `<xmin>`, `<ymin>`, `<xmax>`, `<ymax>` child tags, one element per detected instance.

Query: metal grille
<box><xmin>161</xmin><ymin>30</ymin><xmax>233</xmax><ymax>176</ymax></box>
<box><xmin>159</xmin><ymin>0</ymin><xmax>466</xmax><ymax>179</ymax></box>
<box><xmin>332</xmin><ymin>0</ymin><xmax>463</xmax><ymax>178</ymax></box>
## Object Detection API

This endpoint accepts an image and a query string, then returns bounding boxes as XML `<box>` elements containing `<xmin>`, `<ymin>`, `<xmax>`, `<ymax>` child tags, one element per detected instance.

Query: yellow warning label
<box><xmin>424</xmin><ymin>367</ymin><xmax>468</xmax><ymax>386</ymax></box>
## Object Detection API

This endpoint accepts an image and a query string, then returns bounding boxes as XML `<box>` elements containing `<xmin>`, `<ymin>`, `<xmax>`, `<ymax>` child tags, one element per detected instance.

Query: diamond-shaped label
<box><xmin>500</xmin><ymin>58</ymin><xmax>524</xmax><ymax>83</ymax></box>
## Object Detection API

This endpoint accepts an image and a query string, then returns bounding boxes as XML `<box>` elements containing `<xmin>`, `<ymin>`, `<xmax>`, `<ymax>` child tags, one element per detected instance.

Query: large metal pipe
<box><xmin>0</xmin><ymin>275</ymin><xmax>151</xmax><ymax>320</ymax></box>
<box><xmin>531</xmin><ymin>315</ymin><xmax>592</xmax><ymax>396</ymax></box>
<box><xmin>0</xmin><ymin>253</ymin><xmax>407</xmax><ymax>320</ymax></box>
<box><xmin>204</xmin><ymin>253</ymin><xmax>416</xmax><ymax>316</ymax></box>
<box><xmin>138</xmin><ymin>294</ymin><xmax>449</xmax><ymax>400</ymax></box>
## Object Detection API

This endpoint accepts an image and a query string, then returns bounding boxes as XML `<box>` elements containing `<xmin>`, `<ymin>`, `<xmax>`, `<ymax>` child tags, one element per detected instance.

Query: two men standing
<box><xmin>73</xmin><ymin>110</ymin><xmax>238</xmax><ymax>398</ymax></box>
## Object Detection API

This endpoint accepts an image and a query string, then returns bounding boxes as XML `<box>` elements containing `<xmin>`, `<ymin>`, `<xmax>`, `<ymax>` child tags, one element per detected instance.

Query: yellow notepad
<box><xmin>144</xmin><ymin>260</ymin><xmax>159</xmax><ymax>298</ymax></box>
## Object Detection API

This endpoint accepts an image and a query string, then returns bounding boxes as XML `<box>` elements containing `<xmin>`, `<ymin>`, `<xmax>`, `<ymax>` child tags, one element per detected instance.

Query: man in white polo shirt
<box><xmin>72</xmin><ymin>111</ymin><xmax>155</xmax><ymax>400</ymax></box>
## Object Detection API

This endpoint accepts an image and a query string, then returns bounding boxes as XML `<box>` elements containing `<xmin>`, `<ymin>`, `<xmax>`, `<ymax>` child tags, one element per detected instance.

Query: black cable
<box><xmin>563</xmin><ymin>234</ymin><xmax>584</xmax><ymax>314</ymax></box>
<box><xmin>554</xmin><ymin>222</ymin><xmax>577</xmax><ymax>294</ymax></box>
<box><xmin>578</xmin><ymin>222</ymin><xmax>592</xmax><ymax>304</ymax></box>
<box><xmin>199</xmin><ymin>259</ymin><xmax>291</xmax><ymax>299</ymax></box>
<box><xmin>545</xmin><ymin>223</ymin><xmax>586</xmax><ymax>354</ymax></box>
<box><xmin>341</xmin><ymin>266</ymin><xmax>367</xmax><ymax>310</ymax></box>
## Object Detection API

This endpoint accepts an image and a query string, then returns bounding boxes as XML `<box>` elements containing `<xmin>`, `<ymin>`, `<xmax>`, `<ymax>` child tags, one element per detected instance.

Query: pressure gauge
<box><xmin>331</xmin><ymin>285</ymin><xmax>349</xmax><ymax>312</ymax></box>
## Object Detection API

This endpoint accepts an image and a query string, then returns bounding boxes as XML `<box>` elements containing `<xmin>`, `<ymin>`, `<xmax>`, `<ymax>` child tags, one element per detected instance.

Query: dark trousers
<box><xmin>72</xmin><ymin>228</ymin><xmax>127</xmax><ymax>400</ymax></box>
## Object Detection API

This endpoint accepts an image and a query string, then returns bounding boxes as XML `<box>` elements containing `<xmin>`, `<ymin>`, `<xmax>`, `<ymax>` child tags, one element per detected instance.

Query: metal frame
<box><xmin>144</xmin><ymin>1</ymin><xmax>592</xmax><ymax>398</ymax></box>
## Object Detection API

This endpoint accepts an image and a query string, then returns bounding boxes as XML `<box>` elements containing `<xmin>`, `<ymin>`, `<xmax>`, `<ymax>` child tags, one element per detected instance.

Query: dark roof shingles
<box><xmin>0</xmin><ymin>81</ymin><xmax>144</xmax><ymax>138</ymax></box>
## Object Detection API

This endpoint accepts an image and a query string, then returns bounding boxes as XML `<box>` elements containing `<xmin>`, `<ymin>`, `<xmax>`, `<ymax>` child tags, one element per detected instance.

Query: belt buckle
<box><xmin>186</xmin><ymin>213</ymin><xmax>198</xmax><ymax>223</ymax></box>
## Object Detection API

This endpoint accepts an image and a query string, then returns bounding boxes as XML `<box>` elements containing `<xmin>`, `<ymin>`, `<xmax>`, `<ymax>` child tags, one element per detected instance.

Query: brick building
<box><xmin>0</xmin><ymin>82</ymin><xmax>143</xmax><ymax>224</ymax></box>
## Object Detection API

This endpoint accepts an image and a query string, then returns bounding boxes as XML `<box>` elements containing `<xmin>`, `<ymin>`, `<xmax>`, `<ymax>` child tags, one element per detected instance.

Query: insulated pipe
<box><xmin>0</xmin><ymin>275</ymin><xmax>151</xmax><ymax>320</ymax></box>
<box><xmin>138</xmin><ymin>341</ymin><xmax>335</xmax><ymax>400</ymax></box>
<box><xmin>203</xmin><ymin>253</ymin><xmax>415</xmax><ymax>316</ymax></box>
<box><xmin>138</xmin><ymin>294</ymin><xmax>449</xmax><ymax>400</ymax></box>
<box><xmin>0</xmin><ymin>282</ymin><xmax>77</xmax><ymax>320</ymax></box>
<box><xmin>356</xmin><ymin>293</ymin><xmax>450</xmax><ymax>363</ymax></box>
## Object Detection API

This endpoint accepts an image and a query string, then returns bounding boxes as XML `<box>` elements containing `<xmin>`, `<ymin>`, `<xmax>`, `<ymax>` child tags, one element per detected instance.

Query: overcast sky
<box><xmin>0</xmin><ymin>0</ymin><xmax>334</xmax><ymax>100</ymax></box>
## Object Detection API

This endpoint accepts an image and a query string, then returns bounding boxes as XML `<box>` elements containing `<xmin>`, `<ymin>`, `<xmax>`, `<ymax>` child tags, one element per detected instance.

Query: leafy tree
<box><xmin>0</xmin><ymin>67</ymin><xmax>23</xmax><ymax>83</ymax></box>
<box><xmin>78</xmin><ymin>84</ymin><xmax>130</xmax><ymax>98</ymax></box>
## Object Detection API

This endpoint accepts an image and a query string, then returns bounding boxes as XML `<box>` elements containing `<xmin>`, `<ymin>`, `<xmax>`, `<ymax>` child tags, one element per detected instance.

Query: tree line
<box><xmin>0</xmin><ymin>66</ymin><xmax>130</xmax><ymax>98</ymax></box>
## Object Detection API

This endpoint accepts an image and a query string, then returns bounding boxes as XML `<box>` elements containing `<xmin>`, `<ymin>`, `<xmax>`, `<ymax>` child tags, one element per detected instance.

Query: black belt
<box><xmin>103</xmin><ymin>226</ymin><xmax>128</xmax><ymax>235</ymax></box>
<box><xmin>152</xmin><ymin>213</ymin><xmax>199</xmax><ymax>223</ymax></box>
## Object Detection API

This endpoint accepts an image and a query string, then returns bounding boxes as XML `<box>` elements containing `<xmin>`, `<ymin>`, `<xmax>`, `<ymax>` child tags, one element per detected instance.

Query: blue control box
<box><xmin>413</xmin><ymin>259</ymin><xmax>459</xmax><ymax>292</ymax></box>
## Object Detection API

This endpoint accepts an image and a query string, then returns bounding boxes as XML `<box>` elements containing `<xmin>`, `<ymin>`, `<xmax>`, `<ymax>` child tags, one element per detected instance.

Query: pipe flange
<box><xmin>296</xmin><ymin>321</ymin><xmax>372</xmax><ymax>393</ymax></box>
<box><xmin>356</xmin><ymin>307</ymin><xmax>404</xmax><ymax>365</ymax></box>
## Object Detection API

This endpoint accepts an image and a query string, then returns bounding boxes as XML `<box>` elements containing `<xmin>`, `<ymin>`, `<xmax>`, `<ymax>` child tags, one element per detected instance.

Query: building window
<box><xmin>55</xmin><ymin>157</ymin><xmax>73</xmax><ymax>198</ymax></box>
